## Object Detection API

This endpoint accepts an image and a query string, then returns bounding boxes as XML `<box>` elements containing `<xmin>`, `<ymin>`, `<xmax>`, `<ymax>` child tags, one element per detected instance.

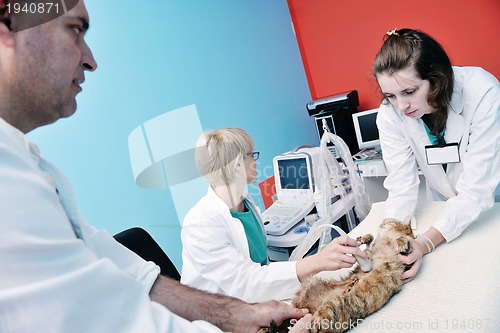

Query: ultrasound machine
<box><xmin>261</xmin><ymin>148</ymin><xmax>319</xmax><ymax>236</ymax></box>
<box><xmin>262</xmin><ymin>147</ymin><xmax>319</xmax><ymax>261</ymax></box>
<box><xmin>263</xmin><ymin>147</ymin><xmax>352</xmax><ymax>261</ymax></box>
<box><xmin>263</xmin><ymin>93</ymin><xmax>375</xmax><ymax>261</ymax></box>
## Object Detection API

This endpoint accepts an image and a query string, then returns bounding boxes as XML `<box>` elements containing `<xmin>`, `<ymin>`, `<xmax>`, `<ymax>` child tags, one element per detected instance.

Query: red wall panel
<box><xmin>288</xmin><ymin>0</ymin><xmax>500</xmax><ymax>111</ymax></box>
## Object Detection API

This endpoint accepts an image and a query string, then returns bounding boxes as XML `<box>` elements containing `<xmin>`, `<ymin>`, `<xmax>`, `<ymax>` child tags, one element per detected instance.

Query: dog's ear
<box><xmin>402</xmin><ymin>216</ymin><xmax>412</xmax><ymax>226</ymax></box>
<box><xmin>379</xmin><ymin>218</ymin><xmax>401</xmax><ymax>229</ymax></box>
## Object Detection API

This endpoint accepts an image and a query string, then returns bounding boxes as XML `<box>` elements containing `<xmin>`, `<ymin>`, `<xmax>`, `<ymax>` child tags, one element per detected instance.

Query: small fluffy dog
<box><xmin>259</xmin><ymin>218</ymin><xmax>414</xmax><ymax>333</ymax></box>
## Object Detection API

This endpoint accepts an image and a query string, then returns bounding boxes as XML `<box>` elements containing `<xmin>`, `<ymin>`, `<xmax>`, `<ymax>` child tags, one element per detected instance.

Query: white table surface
<box><xmin>315</xmin><ymin>201</ymin><xmax>500</xmax><ymax>333</ymax></box>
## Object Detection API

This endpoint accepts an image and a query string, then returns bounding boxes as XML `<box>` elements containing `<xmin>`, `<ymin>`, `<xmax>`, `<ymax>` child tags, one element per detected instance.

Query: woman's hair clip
<box><xmin>386</xmin><ymin>28</ymin><xmax>399</xmax><ymax>36</ymax></box>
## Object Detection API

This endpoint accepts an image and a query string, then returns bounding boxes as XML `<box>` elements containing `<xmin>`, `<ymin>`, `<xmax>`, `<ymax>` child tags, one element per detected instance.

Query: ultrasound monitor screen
<box><xmin>277</xmin><ymin>158</ymin><xmax>310</xmax><ymax>190</ymax></box>
<box><xmin>358</xmin><ymin>112</ymin><xmax>379</xmax><ymax>142</ymax></box>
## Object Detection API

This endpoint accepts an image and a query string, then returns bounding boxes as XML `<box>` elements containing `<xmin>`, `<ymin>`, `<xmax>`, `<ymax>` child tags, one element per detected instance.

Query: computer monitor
<box><xmin>273</xmin><ymin>148</ymin><xmax>319</xmax><ymax>202</ymax></box>
<box><xmin>352</xmin><ymin>108</ymin><xmax>380</xmax><ymax>150</ymax></box>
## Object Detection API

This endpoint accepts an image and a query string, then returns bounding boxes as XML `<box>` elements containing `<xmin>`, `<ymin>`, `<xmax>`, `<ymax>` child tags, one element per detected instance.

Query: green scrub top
<box><xmin>231</xmin><ymin>201</ymin><xmax>268</xmax><ymax>265</ymax></box>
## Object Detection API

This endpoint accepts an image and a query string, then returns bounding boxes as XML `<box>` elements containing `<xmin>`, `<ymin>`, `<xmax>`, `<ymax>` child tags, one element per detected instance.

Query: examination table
<box><xmin>312</xmin><ymin>201</ymin><xmax>500</xmax><ymax>332</ymax></box>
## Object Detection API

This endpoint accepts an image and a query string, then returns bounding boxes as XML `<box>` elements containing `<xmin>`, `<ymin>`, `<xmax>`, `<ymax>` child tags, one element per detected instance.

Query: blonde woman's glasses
<box><xmin>247</xmin><ymin>152</ymin><xmax>260</xmax><ymax>161</ymax></box>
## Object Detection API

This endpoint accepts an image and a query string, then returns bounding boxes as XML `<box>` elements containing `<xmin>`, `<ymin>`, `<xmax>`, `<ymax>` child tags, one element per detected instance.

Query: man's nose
<box><xmin>81</xmin><ymin>42</ymin><xmax>97</xmax><ymax>72</ymax></box>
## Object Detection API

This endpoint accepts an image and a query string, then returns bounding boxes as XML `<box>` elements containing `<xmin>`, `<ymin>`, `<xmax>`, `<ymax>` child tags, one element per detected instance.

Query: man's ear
<box><xmin>0</xmin><ymin>22</ymin><xmax>14</xmax><ymax>47</ymax></box>
<box><xmin>0</xmin><ymin>4</ymin><xmax>14</xmax><ymax>47</ymax></box>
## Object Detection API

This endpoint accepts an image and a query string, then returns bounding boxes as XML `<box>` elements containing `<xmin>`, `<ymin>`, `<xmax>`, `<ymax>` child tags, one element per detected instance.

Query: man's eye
<box><xmin>72</xmin><ymin>26</ymin><xmax>82</xmax><ymax>35</ymax></box>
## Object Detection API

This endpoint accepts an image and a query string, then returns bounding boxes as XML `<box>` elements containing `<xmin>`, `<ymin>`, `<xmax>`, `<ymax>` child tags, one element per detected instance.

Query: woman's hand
<box><xmin>296</xmin><ymin>235</ymin><xmax>367</xmax><ymax>281</ymax></box>
<box><xmin>399</xmin><ymin>228</ymin><xmax>444</xmax><ymax>284</ymax></box>
<box><xmin>398</xmin><ymin>237</ymin><xmax>425</xmax><ymax>284</ymax></box>
<box><xmin>318</xmin><ymin>235</ymin><xmax>368</xmax><ymax>270</ymax></box>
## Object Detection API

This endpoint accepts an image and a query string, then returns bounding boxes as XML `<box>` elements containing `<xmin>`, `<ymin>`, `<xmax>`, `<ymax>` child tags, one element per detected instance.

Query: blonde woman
<box><xmin>181</xmin><ymin>128</ymin><xmax>366</xmax><ymax>303</ymax></box>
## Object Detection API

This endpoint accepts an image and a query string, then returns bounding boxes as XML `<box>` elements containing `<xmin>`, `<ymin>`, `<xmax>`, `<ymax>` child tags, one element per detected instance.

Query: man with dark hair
<box><xmin>0</xmin><ymin>1</ymin><xmax>307</xmax><ymax>332</ymax></box>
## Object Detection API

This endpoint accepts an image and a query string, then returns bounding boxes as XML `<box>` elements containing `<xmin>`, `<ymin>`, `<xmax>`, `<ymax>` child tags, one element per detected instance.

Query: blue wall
<box><xmin>28</xmin><ymin>0</ymin><xmax>315</xmax><ymax>270</ymax></box>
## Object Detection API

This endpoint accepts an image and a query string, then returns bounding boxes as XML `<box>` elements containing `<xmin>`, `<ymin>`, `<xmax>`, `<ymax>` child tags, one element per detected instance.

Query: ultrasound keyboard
<box><xmin>262</xmin><ymin>201</ymin><xmax>314</xmax><ymax>236</ymax></box>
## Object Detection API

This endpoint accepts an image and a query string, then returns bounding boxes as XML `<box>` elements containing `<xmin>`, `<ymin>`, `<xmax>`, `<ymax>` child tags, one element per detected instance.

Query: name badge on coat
<box><xmin>425</xmin><ymin>142</ymin><xmax>460</xmax><ymax>165</ymax></box>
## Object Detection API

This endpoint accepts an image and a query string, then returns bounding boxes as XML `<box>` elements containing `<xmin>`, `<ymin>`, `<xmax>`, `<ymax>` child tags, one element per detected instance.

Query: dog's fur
<box><xmin>259</xmin><ymin>219</ymin><xmax>414</xmax><ymax>333</ymax></box>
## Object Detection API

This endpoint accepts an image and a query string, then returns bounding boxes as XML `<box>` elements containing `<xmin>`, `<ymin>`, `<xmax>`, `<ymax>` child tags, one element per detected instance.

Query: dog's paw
<box><xmin>397</xmin><ymin>237</ymin><xmax>412</xmax><ymax>255</ymax></box>
<box><xmin>257</xmin><ymin>320</ymin><xmax>277</xmax><ymax>333</ymax></box>
<box><xmin>356</xmin><ymin>234</ymin><xmax>374</xmax><ymax>245</ymax></box>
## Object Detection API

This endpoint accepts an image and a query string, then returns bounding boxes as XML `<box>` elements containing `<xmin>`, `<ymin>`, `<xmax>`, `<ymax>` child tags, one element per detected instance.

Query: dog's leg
<box><xmin>356</xmin><ymin>234</ymin><xmax>374</xmax><ymax>246</ymax></box>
